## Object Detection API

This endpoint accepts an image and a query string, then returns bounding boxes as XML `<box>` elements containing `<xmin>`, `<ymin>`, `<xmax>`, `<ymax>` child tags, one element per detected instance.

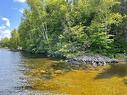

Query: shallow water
<box><xmin>0</xmin><ymin>48</ymin><xmax>58</xmax><ymax>95</ymax></box>
<box><xmin>1</xmin><ymin>48</ymin><xmax>127</xmax><ymax>95</ymax></box>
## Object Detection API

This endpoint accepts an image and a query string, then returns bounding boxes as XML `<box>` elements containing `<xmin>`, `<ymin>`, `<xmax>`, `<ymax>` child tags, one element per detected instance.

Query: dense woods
<box><xmin>1</xmin><ymin>0</ymin><xmax>127</xmax><ymax>58</ymax></box>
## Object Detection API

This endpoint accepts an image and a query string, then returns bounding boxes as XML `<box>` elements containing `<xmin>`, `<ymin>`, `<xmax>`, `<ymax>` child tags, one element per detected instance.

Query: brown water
<box><xmin>0</xmin><ymin>48</ymin><xmax>59</xmax><ymax>95</ymax></box>
<box><xmin>1</xmin><ymin>48</ymin><xmax>127</xmax><ymax>95</ymax></box>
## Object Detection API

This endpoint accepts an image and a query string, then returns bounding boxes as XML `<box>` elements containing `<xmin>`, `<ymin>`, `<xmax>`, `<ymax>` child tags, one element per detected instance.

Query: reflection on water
<box><xmin>95</xmin><ymin>62</ymin><xmax>127</xmax><ymax>79</ymax></box>
<box><xmin>0</xmin><ymin>48</ymin><xmax>63</xmax><ymax>95</ymax></box>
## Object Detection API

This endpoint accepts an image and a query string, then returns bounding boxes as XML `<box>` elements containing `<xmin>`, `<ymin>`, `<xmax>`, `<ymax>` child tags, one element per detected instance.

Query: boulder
<box><xmin>66</xmin><ymin>55</ymin><xmax>119</xmax><ymax>67</ymax></box>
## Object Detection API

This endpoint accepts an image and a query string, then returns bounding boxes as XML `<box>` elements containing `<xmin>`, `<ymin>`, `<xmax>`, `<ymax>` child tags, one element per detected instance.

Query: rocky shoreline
<box><xmin>66</xmin><ymin>55</ymin><xmax>120</xmax><ymax>67</ymax></box>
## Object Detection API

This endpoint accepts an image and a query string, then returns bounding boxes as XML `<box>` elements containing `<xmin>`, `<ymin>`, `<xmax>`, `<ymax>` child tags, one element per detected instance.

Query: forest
<box><xmin>0</xmin><ymin>0</ymin><xmax>127</xmax><ymax>58</ymax></box>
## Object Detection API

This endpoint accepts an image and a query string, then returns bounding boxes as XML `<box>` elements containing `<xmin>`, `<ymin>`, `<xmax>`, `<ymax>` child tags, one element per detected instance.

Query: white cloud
<box><xmin>0</xmin><ymin>26</ymin><xmax>11</xmax><ymax>39</ymax></box>
<box><xmin>2</xmin><ymin>17</ymin><xmax>10</xmax><ymax>27</ymax></box>
<box><xmin>19</xmin><ymin>8</ymin><xmax>25</xmax><ymax>14</ymax></box>
<box><xmin>14</xmin><ymin>0</ymin><xmax>26</xmax><ymax>3</ymax></box>
<box><xmin>0</xmin><ymin>17</ymin><xmax>11</xmax><ymax>39</ymax></box>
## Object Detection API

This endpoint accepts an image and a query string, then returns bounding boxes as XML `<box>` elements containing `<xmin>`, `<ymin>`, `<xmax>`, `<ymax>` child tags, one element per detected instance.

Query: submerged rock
<box><xmin>54</xmin><ymin>70</ymin><xmax>63</xmax><ymax>74</ymax></box>
<box><xmin>66</xmin><ymin>55</ymin><xmax>119</xmax><ymax>67</ymax></box>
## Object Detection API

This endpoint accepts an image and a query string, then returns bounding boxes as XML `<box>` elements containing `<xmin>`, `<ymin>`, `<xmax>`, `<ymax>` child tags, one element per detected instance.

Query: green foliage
<box><xmin>9</xmin><ymin>29</ymin><xmax>20</xmax><ymax>49</ymax></box>
<box><xmin>2</xmin><ymin>0</ymin><xmax>126</xmax><ymax>57</ymax></box>
<box><xmin>0</xmin><ymin>38</ymin><xmax>10</xmax><ymax>47</ymax></box>
<box><xmin>0</xmin><ymin>29</ymin><xmax>20</xmax><ymax>49</ymax></box>
<box><xmin>89</xmin><ymin>32</ymin><xmax>113</xmax><ymax>54</ymax></box>
<box><xmin>58</xmin><ymin>25</ymin><xmax>89</xmax><ymax>57</ymax></box>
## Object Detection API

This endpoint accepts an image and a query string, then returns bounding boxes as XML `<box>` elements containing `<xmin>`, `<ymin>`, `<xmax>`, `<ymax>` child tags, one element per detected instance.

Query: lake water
<box><xmin>1</xmin><ymin>48</ymin><xmax>127</xmax><ymax>95</ymax></box>
<box><xmin>0</xmin><ymin>48</ymin><xmax>58</xmax><ymax>95</ymax></box>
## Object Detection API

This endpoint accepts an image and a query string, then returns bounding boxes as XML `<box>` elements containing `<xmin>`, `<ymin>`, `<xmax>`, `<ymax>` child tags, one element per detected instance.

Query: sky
<box><xmin>0</xmin><ymin>0</ymin><xmax>27</xmax><ymax>39</ymax></box>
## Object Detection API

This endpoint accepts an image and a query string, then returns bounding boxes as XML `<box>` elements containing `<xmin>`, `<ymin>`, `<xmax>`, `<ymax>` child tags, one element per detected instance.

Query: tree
<box><xmin>16</xmin><ymin>0</ymin><xmax>124</xmax><ymax>57</ymax></box>
<box><xmin>9</xmin><ymin>29</ymin><xmax>20</xmax><ymax>49</ymax></box>
<box><xmin>0</xmin><ymin>37</ymin><xmax>10</xmax><ymax>47</ymax></box>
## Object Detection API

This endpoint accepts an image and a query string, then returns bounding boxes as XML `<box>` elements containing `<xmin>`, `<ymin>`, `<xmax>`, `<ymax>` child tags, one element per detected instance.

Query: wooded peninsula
<box><xmin>0</xmin><ymin>0</ymin><xmax>127</xmax><ymax>58</ymax></box>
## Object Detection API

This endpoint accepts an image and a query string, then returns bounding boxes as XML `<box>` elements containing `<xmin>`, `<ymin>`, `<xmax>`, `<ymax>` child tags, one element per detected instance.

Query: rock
<box><xmin>66</xmin><ymin>55</ymin><xmax>119</xmax><ymax>67</ymax></box>
<box><xmin>54</xmin><ymin>70</ymin><xmax>63</xmax><ymax>74</ymax></box>
<box><xmin>40</xmin><ymin>70</ymin><xmax>46</xmax><ymax>74</ymax></box>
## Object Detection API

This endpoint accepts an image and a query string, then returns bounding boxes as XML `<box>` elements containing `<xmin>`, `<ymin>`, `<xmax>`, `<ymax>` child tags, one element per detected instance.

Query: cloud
<box><xmin>0</xmin><ymin>17</ymin><xmax>11</xmax><ymax>39</ymax></box>
<box><xmin>14</xmin><ymin>0</ymin><xmax>26</xmax><ymax>3</ymax></box>
<box><xmin>19</xmin><ymin>8</ymin><xmax>25</xmax><ymax>14</ymax></box>
<box><xmin>2</xmin><ymin>17</ymin><xmax>10</xmax><ymax>27</ymax></box>
<box><xmin>12</xmin><ymin>8</ymin><xmax>24</xmax><ymax>14</ymax></box>
<box><xmin>0</xmin><ymin>26</ymin><xmax>11</xmax><ymax>39</ymax></box>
